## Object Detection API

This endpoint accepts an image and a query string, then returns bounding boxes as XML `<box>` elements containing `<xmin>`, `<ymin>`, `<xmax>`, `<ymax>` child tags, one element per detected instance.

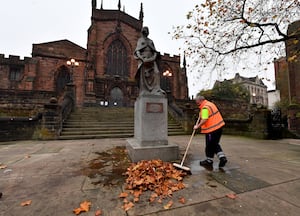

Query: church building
<box><xmin>0</xmin><ymin>0</ymin><xmax>188</xmax><ymax>109</ymax></box>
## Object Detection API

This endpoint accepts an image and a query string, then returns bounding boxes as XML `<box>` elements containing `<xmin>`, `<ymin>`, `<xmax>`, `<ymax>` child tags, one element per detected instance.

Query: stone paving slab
<box><xmin>238</xmin><ymin>158</ymin><xmax>300</xmax><ymax>184</ymax></box>
<box><xmin>0</xmin><ymin>135</ymin><xmax>299</xmax><ymax>216</ymax></box>
<box><xmin>262</xmin><ymin>179</ymin><xmax>300</xmax><ymax>208</ymax></box>
<box><xmin>210</xmin><ymin>169</ymin><xmax>271</xmax><ymax>193</ymax></box>
<box><xmin>143</xmin><ymin>189</ymin><xmax>300</xmax><ymax>216</ymax></box>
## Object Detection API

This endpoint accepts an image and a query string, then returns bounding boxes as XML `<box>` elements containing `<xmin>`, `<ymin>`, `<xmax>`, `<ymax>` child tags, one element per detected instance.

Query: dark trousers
<box><xmin>205</xmin><ymin>127</ymin><xmax>224</xmax><ymax>158</ymax></box>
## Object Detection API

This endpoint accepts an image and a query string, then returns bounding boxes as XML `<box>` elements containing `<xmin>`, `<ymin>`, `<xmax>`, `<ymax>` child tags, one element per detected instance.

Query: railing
<box><xmin>168</xmin><ymin>100</ymin><xmax>197</xmax><ymax>134</ymax></box>
<box><xmin>59</xmin><ymin>95</ymin><xmax>74</xmax><ymax>135</ymax></box>
<box><xmin>42</xmin><ymin>84</ymin><xmax>75</xmax><ymax>139</ymax></box>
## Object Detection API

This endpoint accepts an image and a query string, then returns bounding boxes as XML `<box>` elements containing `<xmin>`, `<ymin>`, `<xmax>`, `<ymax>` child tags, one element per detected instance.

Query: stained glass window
<box><xmin>106</xmin><ymin>40</ymin><xmax>128</xmax><ymax>77</ymax></box>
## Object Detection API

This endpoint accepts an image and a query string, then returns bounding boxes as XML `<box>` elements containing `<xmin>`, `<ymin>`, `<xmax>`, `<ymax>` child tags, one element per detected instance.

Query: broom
<box><xmin>173</xmin><ymin>117</ymin><xmax>200</xmax><ymax>172</ymax></box>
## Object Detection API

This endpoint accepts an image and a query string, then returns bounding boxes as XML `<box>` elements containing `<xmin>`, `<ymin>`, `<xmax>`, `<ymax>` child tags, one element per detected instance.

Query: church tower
<box><xmin>84</xmin><ymin>0</ymin><xmax>143</xmax><ymax>106</ymax></box>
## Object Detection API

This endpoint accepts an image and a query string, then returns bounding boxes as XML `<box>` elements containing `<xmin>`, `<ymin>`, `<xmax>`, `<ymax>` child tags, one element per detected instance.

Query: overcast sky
<box><xmin>0</xmin><ymin>0</ymin><xmax>195</xmax><ymax>57</ymax></box>
<box><xmin>0</xmin><ymin>0</ymin><xmax>275</xmax><ymax>96</ymax></box>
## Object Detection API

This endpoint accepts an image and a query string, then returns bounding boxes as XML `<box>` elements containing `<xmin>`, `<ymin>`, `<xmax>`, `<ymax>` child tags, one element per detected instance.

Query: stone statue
<box><xmin>134</xmin><ymin>27</ymin><xmax>165</xmax><ymax>96</ymax></box>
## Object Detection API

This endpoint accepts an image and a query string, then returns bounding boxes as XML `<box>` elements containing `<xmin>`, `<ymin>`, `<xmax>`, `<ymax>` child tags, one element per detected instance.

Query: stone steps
<box><xmin>59</xmin><ymin>107</ymin><xmax>186</xmax><ymax>140</ymax></box>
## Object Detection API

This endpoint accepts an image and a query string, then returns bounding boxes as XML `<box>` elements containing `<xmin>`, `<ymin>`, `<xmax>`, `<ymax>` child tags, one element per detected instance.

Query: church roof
<box><xmin>214</xmin><ymin>73</ymin><xmax>267</xmax><ymax>88</ymax></box>
<box><xmin>32</xmin><ymin>39</ymin><xmax>86</xmax><ymax>60</ymax></box>
<box><xmin>233</xmin><ymin>73</ymin><xmax>266</xmax><ymax>86</ymax></box>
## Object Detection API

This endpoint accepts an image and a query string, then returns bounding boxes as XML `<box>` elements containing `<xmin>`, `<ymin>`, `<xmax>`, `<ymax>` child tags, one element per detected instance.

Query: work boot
<box><xmin>219</xmin><ymin>157</ymin><xmax>227</xmax><ymax>168</ymax></box>
<box><xmin>200</xmin><ymin>159</ymin><xmax>213</xmax><ymax>166</ymax></box>
<box><xmin>200</xmin><ymin>159</ymin><xmax>213</xmax><ymax>170</ymax></box>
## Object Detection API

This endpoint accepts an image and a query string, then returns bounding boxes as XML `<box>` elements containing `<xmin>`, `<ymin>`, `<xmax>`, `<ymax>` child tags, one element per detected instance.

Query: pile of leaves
<box><xmin>119</xmin><ymin>159</ymin><xmax>187</xmax><ymax>211</ymax></box>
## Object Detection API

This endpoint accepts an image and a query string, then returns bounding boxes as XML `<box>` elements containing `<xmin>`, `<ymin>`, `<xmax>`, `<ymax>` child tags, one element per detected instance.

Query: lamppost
<box><xmin>162</xmin><ymin>70</ymin><xmax>172</xmax><ymax>100</ymax></box>
<box><xmin>66</xmin><ymin>58</ymin><xmax>79</xmax><ymax>84</ymax></box>
<box><xmin>162</xmin><ymin>70</ymin><xmax>172</xmax><ymax>91</ymax></box>
<box><xmin>252</xmin><ymin>93</ymin><xmax>257</xmax><ymax>104</ymax></box>
<box><xmin>163</xmin><ymin>70</ymin><xmax>172</xmax><ymax>77</ymax></box>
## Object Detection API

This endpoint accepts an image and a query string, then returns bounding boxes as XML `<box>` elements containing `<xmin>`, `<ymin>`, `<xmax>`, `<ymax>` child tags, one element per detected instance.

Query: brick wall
<box><xmin>286</xmin><ymin>20</ymin><xmax>300</xmax><ymax>103</ymax></box>
<box><xmin>274</xmin><ymin>57</ymin><xmax>289</xmax><ymax>101</ymax></box>
<box><xmin>0</xmin><ymin>115</ymin><xmax>41</xmax><ymax>141</ymax></box>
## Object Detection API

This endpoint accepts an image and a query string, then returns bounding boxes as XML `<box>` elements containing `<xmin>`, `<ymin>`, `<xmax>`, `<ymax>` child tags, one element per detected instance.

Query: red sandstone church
<box><xmin>0</xmin><ymin>0</ymin><xmax>188</xmax><ymax>108</ymax></box>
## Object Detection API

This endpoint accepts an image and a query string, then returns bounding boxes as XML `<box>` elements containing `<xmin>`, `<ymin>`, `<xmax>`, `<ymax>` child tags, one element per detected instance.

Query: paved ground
<box><xmin>0</xmin><ymin>135</ymin><xmax>299</xmax><ymax>216</ymax></box>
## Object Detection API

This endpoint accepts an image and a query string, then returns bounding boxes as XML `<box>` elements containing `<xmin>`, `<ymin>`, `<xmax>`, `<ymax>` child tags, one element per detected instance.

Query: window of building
<box><xmin>9</xmin><ymin>66</ymin><xmax>23</xmax><ymax>81</ymax></box>
<box><xmin>106</xmin><ymin>40</ymin><xmax>128</xmax><ymax>77</ymax></box>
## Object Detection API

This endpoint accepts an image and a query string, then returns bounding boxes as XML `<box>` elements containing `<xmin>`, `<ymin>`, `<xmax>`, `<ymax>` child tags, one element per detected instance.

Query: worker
<box><xmin>193</xmin><ymin>94</ymin><xmax>227</xmax><ymax>169</ymax></box>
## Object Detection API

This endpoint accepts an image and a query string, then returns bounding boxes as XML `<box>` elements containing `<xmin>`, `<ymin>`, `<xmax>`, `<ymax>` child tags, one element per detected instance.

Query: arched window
<box><xmin>106</xmin><ymin>40</ymin><xmax>128</xmax><ymax>77</ymax></box>
<box><xmin>56</xmin><ymin>66</ymin><xmax>70</xmax><ymax>95</ymax></box>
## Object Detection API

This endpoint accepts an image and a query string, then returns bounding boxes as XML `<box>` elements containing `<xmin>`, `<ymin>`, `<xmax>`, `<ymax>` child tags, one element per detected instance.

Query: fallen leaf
<box><xmin>122</xmin><ymin>202</ymin><xmax>134</xmax><ymax>211</ymax></box>
<box><xmin>73</xmin><ymin>201</ymin><xmax>91</xmax><ymax>215</ymax></box>
<box><xmin>95</xmin><ymin>209</ymin><xmax>102</xmax><ymax>216</ymax></box>
<box><xmin>80</xmin><ymin>201</ymin><xmax>91</xmax><ymax>212</ymax></box>
<box><xmin>226</xmin><ymin>193</ymin><xmax>237</xmax><ymax>199</ymax></box>
<box><xmin>0</xmin><ymin>164</ymin><xmax>7</xmax><ymax>169</ymax></box>
<box><xmin>21</xmin><ymin>200</ymin><xmax>32</xmax><ymax>206</ymax></box>
<box><xmin>119</xmin><ymin>192</ymin><xmax>128</xmax><ymax>198</ymax></box>
<box><xmin>73</xmin><ymin>208</ymin><xmax>82</xmax><ymax>215</ymax></box>
<box><xmin>133</xmin><ymin>190</ymin><xmax>142</xmax><ymax>198</ymax></box>
<box><xmin>149</xmin><ymin>193</ymin><xmax>158</xmax><ymax>203</ymax></box>
<box><xmin>178</xmin><ymin>197</ymin><xmax>186</xmax><ymax>204</ymax></box>
<box><xmin>163</xmin><ymin>200</ymin><xmax>173</xmax><ymax>209</ymax></box>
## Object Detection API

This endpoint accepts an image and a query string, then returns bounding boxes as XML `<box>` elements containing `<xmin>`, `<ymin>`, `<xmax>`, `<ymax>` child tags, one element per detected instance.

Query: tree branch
<box><xmin>216</xmin><ymin>35</ymin><xmax>297</xmax><ymax>55</ymax></box>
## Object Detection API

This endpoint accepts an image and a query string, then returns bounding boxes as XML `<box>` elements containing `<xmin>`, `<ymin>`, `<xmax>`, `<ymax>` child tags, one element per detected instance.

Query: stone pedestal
<box><xmin>127</xmin><ymin>95</ymin><xmax>179</xmax><ymax>162</ymax></box>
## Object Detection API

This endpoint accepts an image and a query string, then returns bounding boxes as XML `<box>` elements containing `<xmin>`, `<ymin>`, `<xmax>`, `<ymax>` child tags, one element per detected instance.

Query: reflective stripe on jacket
<box><xmin>199</xmin><ymin>100</ymin><xmax>225</xmax><ymax>134</ymax></box>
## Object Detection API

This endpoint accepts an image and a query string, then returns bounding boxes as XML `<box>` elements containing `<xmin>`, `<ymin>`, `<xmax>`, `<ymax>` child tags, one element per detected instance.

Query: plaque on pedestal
<box><xmin>127</xmin><ymin>95</ymin><xmax>179</xmax><ymax>162</ymax></box>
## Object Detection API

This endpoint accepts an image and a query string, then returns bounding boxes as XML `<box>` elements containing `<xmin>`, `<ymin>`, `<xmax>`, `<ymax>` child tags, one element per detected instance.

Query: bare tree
<box><xmin>173</xmin><ymin>0</ymin><xmax>300</xmax><ymax>87</ymax></box>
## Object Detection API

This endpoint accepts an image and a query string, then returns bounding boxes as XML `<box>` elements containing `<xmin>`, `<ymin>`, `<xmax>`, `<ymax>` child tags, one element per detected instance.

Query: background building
<box><xmin>214</xmin><ymin>73</ymin><xmax>268</xmax><ymax>107</ymax></box>
<box><xmin>267</xmin><ymin>89</ymin><xmax>281</xmax><ymax>109</ymax></box>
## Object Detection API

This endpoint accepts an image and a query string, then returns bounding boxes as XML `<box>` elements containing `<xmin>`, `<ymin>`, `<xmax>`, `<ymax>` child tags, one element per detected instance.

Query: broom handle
<box><xmin>180</xmin><ymin>116</ymin><xmax>200</xmax><ymax>166</ymax></box>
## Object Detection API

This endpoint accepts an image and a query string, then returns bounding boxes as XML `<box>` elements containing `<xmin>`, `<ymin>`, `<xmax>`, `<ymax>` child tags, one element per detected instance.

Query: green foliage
<box><xmin>274</xmin><ymin>97</ymin><xmax>300</xmax><ymax>116</ymax></box>
<box><xmin>199</xmin><ymin>81</ymin><xmax>250</xmax><ymax>102</ymax></box>
<box><xmin>274</xmin><ymin>98</ymin><xmax>289</xmax><ymax>114</ymax></box>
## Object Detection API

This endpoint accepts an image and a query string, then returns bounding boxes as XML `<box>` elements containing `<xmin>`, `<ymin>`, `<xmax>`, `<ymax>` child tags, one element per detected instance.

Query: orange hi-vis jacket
<box><xmin>199</xmin><ymin>100</ymin><xmax>225</xmax><ymax>134</ymax></box>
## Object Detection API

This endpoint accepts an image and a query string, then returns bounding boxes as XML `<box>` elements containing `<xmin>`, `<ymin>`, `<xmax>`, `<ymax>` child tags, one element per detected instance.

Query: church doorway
<box><xmin>55</xmin><ymin>66</ymin><xmax>71</xmax><ymax>96</ymax></box>
<box><xmin>109</xmin><ymin>87</ymin><xmax>124</xmax><ymax>107</ymax></box>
